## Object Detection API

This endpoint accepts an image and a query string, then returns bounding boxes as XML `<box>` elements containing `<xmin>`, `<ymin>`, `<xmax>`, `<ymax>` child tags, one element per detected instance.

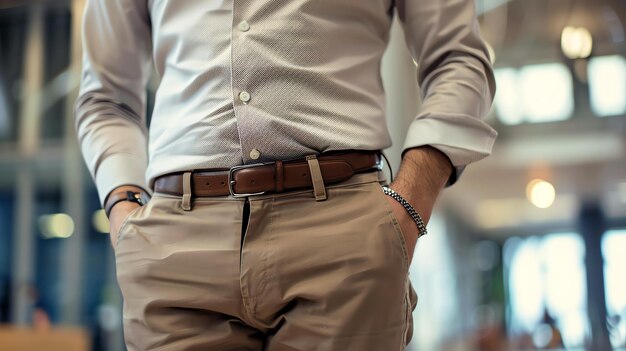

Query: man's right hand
<box><xmin>109</xmin><ymin>201</ymin><xmax>142</xmax><ymax>248</ymax></box>
<box><xmin>105</xmin><ymin>185</ymin><xmax>146</xmax><ymax>248</ymax></box>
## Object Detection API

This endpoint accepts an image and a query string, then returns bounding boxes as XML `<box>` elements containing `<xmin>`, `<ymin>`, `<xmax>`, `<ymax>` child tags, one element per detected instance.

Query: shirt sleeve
<box><xmin>74</xmin><ymin>0</ymin><xmax>153</xmax><ymax>208</ymax></box>
<box><xmin>395</xmin><ymin>0</ymin><xmax>498</xmax><ymax>185</ymax></box>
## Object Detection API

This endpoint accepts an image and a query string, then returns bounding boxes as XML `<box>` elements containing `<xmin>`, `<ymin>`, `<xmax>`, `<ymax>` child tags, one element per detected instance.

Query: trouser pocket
<box><xmin>403</xmin><ymin>279</ymin><xmax>418</xmax><ymax>348</ymax></box>
<box><xmin>370</xmin><ymin>181</ymin><xmax>411</xmax><ymax>272</ymax></box>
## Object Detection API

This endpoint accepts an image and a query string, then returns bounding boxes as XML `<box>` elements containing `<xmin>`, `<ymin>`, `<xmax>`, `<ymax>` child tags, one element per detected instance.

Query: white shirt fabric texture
<box><xmin>74</xmin><ymin>0</ymin><xmax>498</xmax><ymax>207</ymax></box>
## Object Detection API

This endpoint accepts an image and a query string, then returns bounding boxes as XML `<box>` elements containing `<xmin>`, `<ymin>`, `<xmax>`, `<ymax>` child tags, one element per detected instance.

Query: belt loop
<box><xmin>306</xmin><ymin>154</ymin><xmax>327</xmax><ymax>201</ymax></box>
<box><xmin>181</xmin><ymin>171</ymin><xmax>193</xmax><ymax>211</ymax></box>
<box><xmin>275</xmin><ymin>160</ymin><xmax>284</xmax><ymax>192</ymax></box>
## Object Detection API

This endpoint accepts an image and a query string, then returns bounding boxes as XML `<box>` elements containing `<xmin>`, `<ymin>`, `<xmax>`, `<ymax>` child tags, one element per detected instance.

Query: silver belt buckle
<box><xmin>228</xmin><ymin>162</ymin><xmax>271</xmax><ymax>197</ymax></box>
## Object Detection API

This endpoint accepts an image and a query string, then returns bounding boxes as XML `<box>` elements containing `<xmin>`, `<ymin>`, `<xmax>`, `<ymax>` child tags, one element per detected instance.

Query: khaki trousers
<box><xmin>114</xmin><ymin>168</ymin><xmax>418</xmax><ymax>351</ymax></box>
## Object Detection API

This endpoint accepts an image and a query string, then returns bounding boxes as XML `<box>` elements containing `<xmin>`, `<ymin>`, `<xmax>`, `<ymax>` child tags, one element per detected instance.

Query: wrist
<box><xmin>402</xmin><ymin>146</ymin><xmax>452</xmax><ymax>179</ymax></box>
<box><xmin>382</xmin><ymin>185</ymin><xmax>428</xmax><ymax>238</ymax></box>
<box><xmin>388</xmin><ymin>180</ymin><xmax>434</xmax><ymax>222</ymax></box>
<box><xmin>392</xmin><ymin>146</ymin><xmax>451</xmax><ymax>213</ymax></box>
<box><xmin>104</xmin><ymin>186</ymin><xmax>150</xmax><ymax>218</ymax></box>
<box><xmin>104</xmin><ymin>185</ymin><xmax>147</xmax><ymax>206</ymax></box>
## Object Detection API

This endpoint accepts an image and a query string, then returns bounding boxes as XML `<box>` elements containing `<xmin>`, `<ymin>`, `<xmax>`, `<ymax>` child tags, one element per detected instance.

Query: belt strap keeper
<box><xmin>306</xmin><ymin>154</ymin><xmax>327</xmax><ymax>201</ymax></box>
<box><xmin>275</xmin><ymin>160</ymin><xmax>284</xmax><ymax>192</ymax></box>
<box><xmin>181</xmin><ymin>171</ymin><xmax>193</xmax><ymax>211</ymax></box>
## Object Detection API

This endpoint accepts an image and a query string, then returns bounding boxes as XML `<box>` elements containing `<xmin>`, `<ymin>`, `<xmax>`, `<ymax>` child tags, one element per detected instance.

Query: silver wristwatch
<box><xmin>381</xmin><ymin>186</ymin><xmax>428</xmax><ymax>238</ymax></box>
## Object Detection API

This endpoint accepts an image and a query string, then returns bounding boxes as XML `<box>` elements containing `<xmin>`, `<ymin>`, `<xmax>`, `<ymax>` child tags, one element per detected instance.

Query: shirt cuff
<box><xmin>95</xmin><ymin>153</ymin><xmax>152</xmax><ymax>208</ymax></box>
<box><xmin>401</xmin><ymin>113</ymin><xmax>498</xmax><ymax>186</ymax></box>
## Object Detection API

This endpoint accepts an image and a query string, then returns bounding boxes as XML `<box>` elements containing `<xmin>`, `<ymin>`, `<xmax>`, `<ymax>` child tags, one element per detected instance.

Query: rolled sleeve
<box><xmin>74</xmin><ymin>0</ymin><xmax>153</xmax><ymax>207</ymax></box>
<box><xmin>396</xmin><ymin>0</ymin><xmax>498</xmax><ymax>185</ymax></box>
<box><xmin>94</xmin><ymin>153</ymin><xmax>151</xmax><ymax>208</ymax></box>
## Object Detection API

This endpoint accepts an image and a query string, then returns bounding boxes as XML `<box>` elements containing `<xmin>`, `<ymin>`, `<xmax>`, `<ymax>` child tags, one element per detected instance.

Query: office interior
<box><xmin>0</xmin><ymin>0</ymin><xmax>625</xmax><ymax>350</ymax></box>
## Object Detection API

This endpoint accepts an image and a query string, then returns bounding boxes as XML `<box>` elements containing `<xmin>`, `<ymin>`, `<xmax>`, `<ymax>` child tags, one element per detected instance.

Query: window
<box><xmin>494</xmin><ymin>63</ymin><xmax>574</xmax><ymax>124</ymax></box>
<box><xmin>588</xmin><ymin>55</ymin><xmax>626</xmax><ymax>117</ymax></box>
<box><xmin>505</xmin><ymin>233</ymin><xmax>588</xmax><ymax>348</ymax></box>
<box><xmin>602</xmin><ymin>229</ymin><xmax>626</xmax><ymax>348</ymax></box>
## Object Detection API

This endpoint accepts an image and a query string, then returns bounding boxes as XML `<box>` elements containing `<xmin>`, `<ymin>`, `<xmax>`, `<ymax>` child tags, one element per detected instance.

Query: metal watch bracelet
<box><xmin>381</xmin><ymin>185</ymin><xmax>428</xmax><ymax>238</ymax></box>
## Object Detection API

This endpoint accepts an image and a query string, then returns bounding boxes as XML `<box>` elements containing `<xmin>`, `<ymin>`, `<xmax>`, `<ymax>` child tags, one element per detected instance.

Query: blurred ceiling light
<box><xmin>588</xmin><ymin>55</ymin><xmax>626</xmax><ymax>117</ymax></box>
<box><xmin>519</xmin><ymin>63</ymin><xmax>573</xmax><ymax>123</ymax></box>
<box><xmin>526</xmin><ymin>179</ymin><xmax>556</xmax><ymax>209</ymax></box>
<box><xmin>92</xmin><ymin>209</ymin><xmax>110</xmax><ymax>234</ymax></box>
<box><xmin>38</xmin><ymin>213</ymin><xmax>75</xmax><ymax>239</ymax></box>
<box><xmin>561</xmin><ymin>26</ymin><xmax>593</xmax><ymax>59</ymax></box>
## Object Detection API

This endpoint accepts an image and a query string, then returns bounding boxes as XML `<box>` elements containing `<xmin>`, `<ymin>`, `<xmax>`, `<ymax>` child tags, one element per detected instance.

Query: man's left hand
<box><xmin>387</xmin><ymin>182</ymin><xmax>434</xmax><ymax>263</ymax></box>
<box><xmin>384</xmin><ymin>146</ymin><xmax>453</xmax><ymax>265</ymax></box>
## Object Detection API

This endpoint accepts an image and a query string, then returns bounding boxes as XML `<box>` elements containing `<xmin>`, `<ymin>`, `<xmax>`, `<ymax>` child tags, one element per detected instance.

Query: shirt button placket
<box><xmin>233</xmin><ymin>15</ymin><xmax>254</xmax><ymax>163</ymax></box>
<box><xmin>235</xmin><ymin>21</ymin><xmax>251</xmax><ymax>105</ymax></box>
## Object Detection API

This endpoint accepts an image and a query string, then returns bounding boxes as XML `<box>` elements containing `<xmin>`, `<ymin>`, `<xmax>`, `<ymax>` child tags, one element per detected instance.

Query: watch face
<box><xmin>138</xmin><ymin>192</ymin><xmax>150</xmax><ymax>205</ymax></box>
<box><xmin>126</xmin><ymin>191</ymin><xmax>144</xmax><ymax>205</ymax></box>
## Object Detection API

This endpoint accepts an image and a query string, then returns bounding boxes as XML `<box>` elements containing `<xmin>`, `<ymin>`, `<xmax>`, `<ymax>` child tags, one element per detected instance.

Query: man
<box><xmin>74</xmin><ymin>0</ymin><xmax>496</xmax><ymax>350</ymax></box>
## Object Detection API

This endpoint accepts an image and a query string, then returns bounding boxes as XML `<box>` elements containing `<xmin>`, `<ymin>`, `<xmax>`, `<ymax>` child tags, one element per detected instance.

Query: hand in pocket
<box><xmin>384</xmin><ymin>194</ymin><xmax>420</xmax><ymax>264</ymax></box>
<box><xmin>108</xmin><ymin>202</ymin><xmax>142</xmax><ymax>248</ymax></box>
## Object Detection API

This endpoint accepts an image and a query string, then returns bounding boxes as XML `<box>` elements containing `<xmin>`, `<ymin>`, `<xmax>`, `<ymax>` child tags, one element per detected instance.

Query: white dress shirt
<box><xmin>74</xmin><ymin>0</ymin><xmax>497</xmax><ymax>207</ymax></box>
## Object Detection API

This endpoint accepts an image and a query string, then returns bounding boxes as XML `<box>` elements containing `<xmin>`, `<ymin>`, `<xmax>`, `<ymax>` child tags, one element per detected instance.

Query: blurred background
<box><xmin>0</xmin><ymin>0</ymin><xmax>625</xmax><ymax>350</ymax></box>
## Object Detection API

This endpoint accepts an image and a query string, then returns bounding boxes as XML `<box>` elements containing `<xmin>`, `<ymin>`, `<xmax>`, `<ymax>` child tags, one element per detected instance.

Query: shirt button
<box><xmin>238</xmin><ymin>20</ymin><xmax>250</xmax><ymax>32</ymax></box>
<box><xmin>239</xmin><ymin>91</ymin><xmax>251</xmax><ymax>103</ymax></box>
<box><xmin>249</xmin><ymin>148</ymin><xmax>261</xmax><ymax>160</ymax></box>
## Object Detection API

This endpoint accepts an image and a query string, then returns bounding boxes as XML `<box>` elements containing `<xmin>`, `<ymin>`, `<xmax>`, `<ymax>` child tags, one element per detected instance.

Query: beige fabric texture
<box><xmin>74</xmin><ymin>0</ymin><xmax>497</xmax><ymax>208</ymax></box>
<box><xmin>114</xmin><ymin>170</ymin><xmax>418</xmax><ymax>351</ymax></box>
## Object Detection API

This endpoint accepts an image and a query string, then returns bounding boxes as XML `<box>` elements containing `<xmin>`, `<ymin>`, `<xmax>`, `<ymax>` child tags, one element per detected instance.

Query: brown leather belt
<box><xmin>153</xmin><ymin>150</ymin><xmax>382</xmax><ymax>198</ymax></box>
